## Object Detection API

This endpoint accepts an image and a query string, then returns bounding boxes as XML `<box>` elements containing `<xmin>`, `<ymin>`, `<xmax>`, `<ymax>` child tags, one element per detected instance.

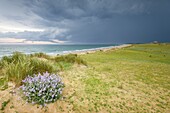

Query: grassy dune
<box><xmin>0</xmin><ymin>43</ymin><xmax>170</xmax><ymax>113</ymax></box>
<box><xmin>0</xmin><ymin>52</ymin><xmax>86</xmax><ymax>87</ymax></box>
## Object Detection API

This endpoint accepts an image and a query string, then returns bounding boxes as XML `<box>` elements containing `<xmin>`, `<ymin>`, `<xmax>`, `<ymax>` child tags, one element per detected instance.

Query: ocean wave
<box><xmin>0</xmin><ymin>44</ymin><xmax>119</xmax><ymax>58</ymax></box>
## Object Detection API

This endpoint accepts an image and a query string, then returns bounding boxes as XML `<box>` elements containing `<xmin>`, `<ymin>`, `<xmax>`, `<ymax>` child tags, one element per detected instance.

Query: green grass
<box><xmin>59</xmin><ymin>43</ymin><xmax>170</xmax><ymax>113</ymax></box>
<box><xmin>80</xmin><ymin>44</ymin><xmax>170</xmax><ymax>91</ymax></box>
<box><xmin>30</xmin><ymin>52</ymin><xmax>51</xmax><ymax>60</ymax></box>
<box><xmin>0</xmin><ymin>99</ymin><xmax>10</xmax><ymax>111</ymax></box>
<box><xmin>54</xmin><ymin>54</ymin><xmax>87</xmax><ymax>65</ymax></box>
<box><xmin>0</xmin><ymin>52</ymin><xmax>86</xmax><ymax>86</ymax></box>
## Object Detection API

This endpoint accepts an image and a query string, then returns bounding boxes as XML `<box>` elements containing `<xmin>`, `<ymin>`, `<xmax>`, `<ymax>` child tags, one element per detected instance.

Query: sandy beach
<box><xmin>63</xmin><ymin>44</ymin><xmax>132</xmax><ymax>55</ymax></box>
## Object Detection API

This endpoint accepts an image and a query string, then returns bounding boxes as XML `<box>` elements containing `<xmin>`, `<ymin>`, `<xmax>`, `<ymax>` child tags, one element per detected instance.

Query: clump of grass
<box><xmin>0</xmin><ymin>52</ymin><xmax>56</xmax><ymax>86</ymax></box>
<box><xmin>4</xmin><ymin>58</ymin><xmax>56</xmax><ymax>86</ymax></box>
<box><xmin>0</xmin><ymin>52</ymin><xmax>26</xmax><ymax>69</ymax></box>
<box><xmin>10</xmin><ymin>105</ymin><xmax>14</xmax><ymax>109</ymax></box>
<box><xmin>0</xmin><ymin>99</ymin><xmax>10</xmax><ymax>111</ymax></box>
<box><xmin>30</xmin><ymin>52</ymin><xmax>51</xmax><ymax>60</ymax></box>
<box><xmin>0</xmin><ymin>78</ymin><xmax>8</xmax><ymax>90</ymax></box>
<box><xmin>54</xmin><ymin>54</ymin><xmax>87</xmax><ymax>65</ymax></box>
<box><xmin>0</xmin><ymin>56</ymin><xmax>12</xmax><ymax>69</ymax></box>
<box><xmin>0</xmin><ymin>52</ymin><xmax>87</xmax><ymax>86</ymax></box>
<box><xmin>30</xmin><ymin>57</ymin><xmax>55</xmax><ymax>74</ymax></box>
<box><xmin>4</xmin><ymin>60</ymin><xmax>33</xmax><ymax>85</ymax></box>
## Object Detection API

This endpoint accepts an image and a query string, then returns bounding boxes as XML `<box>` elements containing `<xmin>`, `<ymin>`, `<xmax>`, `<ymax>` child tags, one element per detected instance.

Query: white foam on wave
<box><xmin>0</xmin><ymin>44</ymin><xmax>126</xmax><ymax>58</ymax></box>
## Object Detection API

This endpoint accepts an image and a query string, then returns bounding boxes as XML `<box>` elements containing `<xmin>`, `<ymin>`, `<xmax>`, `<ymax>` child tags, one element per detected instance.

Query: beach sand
<box><xmin>63</xmin><ymin>44</ymin><xmax>132</xmax><ymax>55</ymax></box>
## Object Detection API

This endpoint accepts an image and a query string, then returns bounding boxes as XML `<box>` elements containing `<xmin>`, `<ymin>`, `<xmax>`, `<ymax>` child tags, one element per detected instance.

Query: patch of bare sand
<box><xmin>0</xmin><ymin>82</ymin><xmax>74</xmax><ymax>113</ymax></box>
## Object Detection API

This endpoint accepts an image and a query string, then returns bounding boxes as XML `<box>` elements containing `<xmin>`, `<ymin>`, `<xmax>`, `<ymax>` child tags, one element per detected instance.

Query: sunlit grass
<box><xmin>59</xmin><ymin>43</ymin><xmax>170</xmax><ymax>112</ymax></box>
<box><xmin>0</xmin><ymin>52</ymin><xmax>86</xmax><ymax>86</ymax></box>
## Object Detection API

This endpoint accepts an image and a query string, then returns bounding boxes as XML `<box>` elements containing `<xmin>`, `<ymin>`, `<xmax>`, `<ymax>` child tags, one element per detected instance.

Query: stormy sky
<box><xmin>0</xmin><ymin>0</ymin><xmax>170</xmax><ymax>44</ymax></box>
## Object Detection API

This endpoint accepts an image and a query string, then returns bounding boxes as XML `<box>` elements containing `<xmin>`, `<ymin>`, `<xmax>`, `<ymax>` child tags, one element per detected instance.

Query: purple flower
<box><xmin>20</xmin><ymin>72</ymin><xmax>64</xmax><ymax>105</ymax></box>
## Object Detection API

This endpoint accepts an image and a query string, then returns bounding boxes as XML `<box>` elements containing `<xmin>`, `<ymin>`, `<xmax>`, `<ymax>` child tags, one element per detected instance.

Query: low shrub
<box><xmin>30</xmin><ymin>52</ymin><xmax>51</xmax><ymax>60</ymax></box>
<box><xmin>4</xmin><ymin>60</ymin><xmax>33</xmax><ymax>85</ymax></box>
<box><xmin>0</xmin><ymin>52</ymin><xmax>86</xmax><ymax>86</ymax></box>
<box><xmin>30</xmin><ymin>58</ymin><xmax>56</xmax><ymax>74</ymax></box>
<box><xmin>0</xmin><ymin>52</ymin><xmax>26</xmax><ymax>69</ymax></box>
<box><xmin>20</xmin><ymin>72</ymin><xmax>64</xmax><ymax>105</ymax></box>
<box><xmin>0</xmin><ymin>99</ymin><xmax>10</xmax><ymax>110</ymax></box>
<box><xmin>54</xmin><ymin>54</ymin><xmax>87</xmax><ymax>65</ymax></box>
<box><xmin>1</xmin><ymin>53</ymin><xmax>57</xmax><ymax>86</ymax></box>
<box><xmin>0</xmin><ymin>56</ymin><xmax>13</xmax><ymax>66</ymax></box>
<box><xmin>11</xmin><ymin>52</ymin><xmax>27</xmax><ymax>63</ymax></box>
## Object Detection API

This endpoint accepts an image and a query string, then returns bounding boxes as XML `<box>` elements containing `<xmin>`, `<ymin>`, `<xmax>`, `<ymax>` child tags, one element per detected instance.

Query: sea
<box><xmin>0</xmin><ymin>44</ymin><xmax>118</xmax><ymax>58</ymax></box>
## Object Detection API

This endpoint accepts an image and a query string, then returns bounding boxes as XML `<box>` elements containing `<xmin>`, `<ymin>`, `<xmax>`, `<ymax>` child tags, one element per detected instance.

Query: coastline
<box><xmin>0</xmin><ymin>44</ymin><xmax>132</xmax><ymax>58</ymax></box>
<box><xmin>62</xmin><ymin>44</ymin><xmax>132</xmax><ymax>55</ymax></box>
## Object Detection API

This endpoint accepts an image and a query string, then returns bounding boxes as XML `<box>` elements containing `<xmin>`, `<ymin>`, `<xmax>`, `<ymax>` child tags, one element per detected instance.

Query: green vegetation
<box><xmin>58</xmin><ymin>43</ymin><xmax>170</xmax><ymax>112</ymax></box>
<box><xmin>0</xmin><ymin>52</ymin><xmax>86</xmax><ymax>86</ymax></box>
<box><xmin>30</xmin><ymin>52</ymin><xmax>51</xmax><ymax>59</ymax></box>
<box><xmin>0</xmin><ymin>43</ymin><xmax>170</xmax><ymax>112</ymax></box>
<box><xmin>54</xmin><ymin>54</ymin><xmax>87</xmax><ymax>65</ymax></box>
<box><xmin>0</xmin><ymin>99</ymin><xmax>10</xmax><ymax>111</ymax></box>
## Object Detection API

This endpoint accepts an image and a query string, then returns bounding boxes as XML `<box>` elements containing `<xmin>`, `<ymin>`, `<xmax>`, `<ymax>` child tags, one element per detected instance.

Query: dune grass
<box><xmin>0</xmin><ymin>52</ymin><xmax>86</xmax><ymax>87</ymax></box>
<box><xmin>0</xmin><ymin>43</ymin><xmax>170</xmax><ymax>113</ymax></box>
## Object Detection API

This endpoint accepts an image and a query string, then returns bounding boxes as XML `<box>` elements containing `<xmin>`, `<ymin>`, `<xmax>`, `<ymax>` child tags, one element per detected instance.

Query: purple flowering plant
<box><xmin>20</xmin><ymin>72</ymin><xmax>64</xmax><ymax>105</ymax></box>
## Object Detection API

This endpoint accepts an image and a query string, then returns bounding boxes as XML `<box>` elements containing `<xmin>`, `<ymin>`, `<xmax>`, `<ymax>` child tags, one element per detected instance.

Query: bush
<box><xmin>0</xmin><ymin>52</ymin><xmax>27</xmax><ymax>68</ymax></box>
<box><xmin>11</xmin><ymin>52</ymin><xmax>27</xmax><ymax>63</ymax></box>
<box><xmin>20</xmin><ymin>72</ymin><xmax>64</xmax><ymax>105</ymax></box>
<box><xmin>0</xmin><ymin>56</ymin><xmax>13</xmax><ymax>65</ymax></box>
<box><xmin>30</xmin><ymin>52</ymin><xmax>51</xmax><ymax>60</ymax></box>
<box><xmin>1</xmin><ymin>53</ymin><xmax>57</xmax><ymax>86</ymax></box>
<box><xmin>30</xmin><ymin>58</ymin><xmax>55</xmax><ymax>74</ymax></box>
<box><xmin>4</xmin><ymin>60</ymin><xmax>33</xmax><ymax>85</ymax></box>
<box><xmin>0</xmin><ymin>52</ymin><xmax>86</xmax><ymax>86</ymax></box>
<box><xmin>54</xmin><ymin>54</ymin><xmax>87</xmax><ymax>65</ymax></box>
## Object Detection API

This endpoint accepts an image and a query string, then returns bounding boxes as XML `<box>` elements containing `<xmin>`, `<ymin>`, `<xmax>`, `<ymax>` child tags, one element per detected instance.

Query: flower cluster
<box><xmin>20</xmin><ymin>72</ymin><xmax>64</xmax><ymax>105</ymax></box>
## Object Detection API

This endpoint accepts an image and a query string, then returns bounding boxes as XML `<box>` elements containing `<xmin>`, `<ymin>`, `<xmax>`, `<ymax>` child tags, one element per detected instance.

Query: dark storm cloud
<box><xmin>25</xmin><ymin>0</ymin><xmax>149</xmax><ymax>23</ymax></box>
<box><xmin>0</xmin><ymin>0</ymin><xmax>170</xmax><ymax>43</ymax></box>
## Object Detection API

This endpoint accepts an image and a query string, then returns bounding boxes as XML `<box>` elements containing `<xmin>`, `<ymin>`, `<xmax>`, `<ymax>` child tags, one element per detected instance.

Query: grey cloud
<box><xmin>0</xmin><ymin>0</ymin><xmax>170</xmax><ymax>43</ymax></box>
<box><xmin>26</xmin><ymin>0</ymin><xmax>151</xmax><ymax>22</ymax></box>
<box><xmin>0</xmin><ymin>29</ymin><xmax>69</xmax><ymax>41</ymax></box>
<box><xmin>64</xmin><ymin>16</ymin><xmax>169</xmax><ymax>44</ymax></box>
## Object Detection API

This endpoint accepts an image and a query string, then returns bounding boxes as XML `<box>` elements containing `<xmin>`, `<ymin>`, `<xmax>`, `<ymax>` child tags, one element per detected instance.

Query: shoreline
<box><xmin>62</xmin><ymin>44</ymin><xmax>132</xmax><ymax>55</ymax></box>
<box><xmin>0</xmin><ymin>44</ymin><xmax>132</xmax><ymax>58</ymax></box>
